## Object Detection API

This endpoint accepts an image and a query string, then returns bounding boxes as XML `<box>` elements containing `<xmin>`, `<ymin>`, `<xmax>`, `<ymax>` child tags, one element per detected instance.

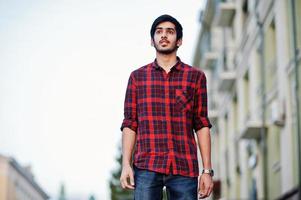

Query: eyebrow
<box><xmin>155</xmin><ymin>27</ymin><xmax>176</xmax><ymax>31</ymax></box>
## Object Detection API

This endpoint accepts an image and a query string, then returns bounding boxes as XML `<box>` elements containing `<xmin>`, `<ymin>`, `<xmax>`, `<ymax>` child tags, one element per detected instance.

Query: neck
<box><xmin>156</xmin><ymin>52</ymin><xmax>178</xmax><ymax>72</ymax></box>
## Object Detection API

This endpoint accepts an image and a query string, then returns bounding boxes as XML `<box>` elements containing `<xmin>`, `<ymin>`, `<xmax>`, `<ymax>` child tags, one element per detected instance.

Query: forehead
<box><xmin>155</xmin><ymin>21</ymin><xmax>176</xmax><ymax>29</ymax></box>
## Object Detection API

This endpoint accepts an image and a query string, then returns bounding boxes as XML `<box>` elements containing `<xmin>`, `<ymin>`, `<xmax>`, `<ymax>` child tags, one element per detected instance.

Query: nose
<box><xmin>161</xmin><ymin>30</ymin><xmax>167</xmax><ymax>38</ymax></box>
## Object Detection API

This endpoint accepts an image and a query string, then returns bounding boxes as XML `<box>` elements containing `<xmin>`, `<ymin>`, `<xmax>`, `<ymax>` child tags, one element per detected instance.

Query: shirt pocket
<box><xmin>175</xmin><ymin>88</ymin><xmax>194</xmax><ymax>112</ymax></box>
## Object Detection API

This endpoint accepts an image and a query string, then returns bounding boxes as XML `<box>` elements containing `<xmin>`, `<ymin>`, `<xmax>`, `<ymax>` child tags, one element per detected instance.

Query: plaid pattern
<box><xmin>121</xmin><ymin>58</ymin><xmax>212</xmax><ymax>177</ymax></box>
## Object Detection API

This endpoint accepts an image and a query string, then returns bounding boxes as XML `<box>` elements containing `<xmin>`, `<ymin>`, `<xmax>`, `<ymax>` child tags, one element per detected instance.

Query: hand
<box><xmin>120</xmin><ymin>165</ymin><xmax>135</xmax><ymax>190</ymax></box>
<box><xmin>198</xmin><ymin>174</ymin><xmax>214</xmax><ymax>199</ymax></box>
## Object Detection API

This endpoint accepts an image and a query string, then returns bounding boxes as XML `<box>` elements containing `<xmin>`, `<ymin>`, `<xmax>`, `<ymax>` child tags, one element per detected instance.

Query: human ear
<box><xmin>176</xmin><ymin>39</ymin><xmax>182</xmax><ymax>47</ymax></box>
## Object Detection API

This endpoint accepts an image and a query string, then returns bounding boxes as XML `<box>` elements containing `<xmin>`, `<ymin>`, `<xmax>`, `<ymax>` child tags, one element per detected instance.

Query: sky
<box><xmin>0</xmin><ymin>0</ymin><xmax>205</xmax><ymax>199</ymax></box>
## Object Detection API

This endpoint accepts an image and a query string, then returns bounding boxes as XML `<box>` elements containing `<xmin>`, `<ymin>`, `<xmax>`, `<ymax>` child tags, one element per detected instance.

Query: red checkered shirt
<box><xmin>121</xmin><ymin>58</ymin><xmax>212</xmax><ymax>177</ymax></box>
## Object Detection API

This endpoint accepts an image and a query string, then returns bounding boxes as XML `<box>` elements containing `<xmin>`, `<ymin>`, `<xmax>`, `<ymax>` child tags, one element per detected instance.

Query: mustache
<box><xmin>159</xmin><ymin>39</ymin><xmax>169</xmax><ymax>44</ymax></box>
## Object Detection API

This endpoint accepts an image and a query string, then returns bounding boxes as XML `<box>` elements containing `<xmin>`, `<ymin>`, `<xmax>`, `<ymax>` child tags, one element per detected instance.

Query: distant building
<box><xmin>193</xmin><ymin>0</ymin><xmax>301</xmax><ymax>199</ymax></box>
<box><xmin>0</xmin><ymin>154</ymin><xmax>49</xmax><ymax>200</ymax></box>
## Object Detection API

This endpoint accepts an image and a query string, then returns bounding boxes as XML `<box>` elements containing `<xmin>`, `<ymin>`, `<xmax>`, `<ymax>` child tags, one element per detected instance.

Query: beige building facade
<box><xmin>0</xmin><ymin>154</ymin><xmax>49</xmax><ymax>200</ymax></box>
<box><xmin>193</xmin><ymin>0</ymin><xmax>301</xmax><ymax>199</ymax></box>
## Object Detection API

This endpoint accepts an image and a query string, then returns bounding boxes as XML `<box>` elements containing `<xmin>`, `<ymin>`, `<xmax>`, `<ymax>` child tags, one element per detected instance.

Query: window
<box><xmin>264</xmin><ymin>20</ymin><xmax>277</xmax><ymax>93</ymax></box>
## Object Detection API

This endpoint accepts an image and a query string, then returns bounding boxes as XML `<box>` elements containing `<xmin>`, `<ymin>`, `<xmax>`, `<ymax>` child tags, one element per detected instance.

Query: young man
<box><xmin>120</xmin><ymin>14</ymin><xmax>214</xmax><ymax>200</ymax></box>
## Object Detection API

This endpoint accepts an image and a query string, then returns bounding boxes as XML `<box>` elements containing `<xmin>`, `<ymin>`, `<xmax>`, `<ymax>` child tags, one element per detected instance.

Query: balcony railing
<box><xmin>202</xmin><ymin>51</ymin><xmax>219</xmax><ymax>69</ymax></box>
<box><xmin>218</xmin><ymin>70</ymin><xmax>236</xmax><ymax>91</ymax></box>
<box><xmin>239</xmin><ymin>120</ymin><xmax>267</xmax><ymax>140</ymax></box>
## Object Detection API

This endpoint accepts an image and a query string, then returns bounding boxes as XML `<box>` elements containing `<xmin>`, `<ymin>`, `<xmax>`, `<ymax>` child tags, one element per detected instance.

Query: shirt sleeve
<box><xmin>120</xmin><ymin>72</ymin><xmax>138</xmax><ymax>132</ymax></box>
<box><xmin>193</xmin><ymin>71</ymin><xmax>212</xmax><ymax>132</ymax></box>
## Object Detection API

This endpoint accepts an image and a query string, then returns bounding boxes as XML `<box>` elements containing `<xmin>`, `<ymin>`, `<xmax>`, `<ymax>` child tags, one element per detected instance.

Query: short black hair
<box><xmin>150</xmin><ymin>14</ymin><xmax>183</xmax><ymax>40</ymax></box>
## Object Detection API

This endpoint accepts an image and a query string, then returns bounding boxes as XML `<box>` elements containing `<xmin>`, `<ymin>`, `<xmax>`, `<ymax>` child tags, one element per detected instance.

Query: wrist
<box><xmin>202</xmin><ymin>161</ymin><xmax>212</xmax><ymax>169</ymax></box>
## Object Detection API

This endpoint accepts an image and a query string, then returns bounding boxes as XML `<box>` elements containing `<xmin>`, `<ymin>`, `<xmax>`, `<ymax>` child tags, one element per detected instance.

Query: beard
<box><xmin>154</xmin><ymin>42</ymin><xmax>178</xmax><ymax>55</ymax></box>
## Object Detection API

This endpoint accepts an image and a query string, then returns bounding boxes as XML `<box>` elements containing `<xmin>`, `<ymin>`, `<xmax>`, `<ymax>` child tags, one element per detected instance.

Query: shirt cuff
<box><xmin>120</xmin><ymin>119</ymin><xmax>138</xmax><ymax>132</ymax></box>
<box><xmin>193</xmin><ymin>117</ymin><xmax>212</xmax><ymax>132</ymax></box>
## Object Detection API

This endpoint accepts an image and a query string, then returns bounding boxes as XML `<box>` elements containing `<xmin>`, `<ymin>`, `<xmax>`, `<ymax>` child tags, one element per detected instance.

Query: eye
<box><xmin>155</xmin><ymin>29</ymin><xmax>162</xmax><ymax>34</ymax></box>
<box><xmin>167</xmin><ymin>29</ymin><xmax>175</xmax><ymax>35</ymax></box>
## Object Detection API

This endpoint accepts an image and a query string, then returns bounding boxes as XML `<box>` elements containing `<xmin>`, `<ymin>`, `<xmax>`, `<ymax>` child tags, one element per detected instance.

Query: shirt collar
<box><xmin>151</xmin><ymin>56</ymin><xmax>182</xmax><ymax>71</ymax></box>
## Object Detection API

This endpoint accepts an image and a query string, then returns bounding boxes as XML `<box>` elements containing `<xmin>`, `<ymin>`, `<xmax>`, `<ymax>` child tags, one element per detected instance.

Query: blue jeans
<box><xmin>133</xmin><ymin>166</ymin><xmax>198</xmax><ymax>200</ymax></box>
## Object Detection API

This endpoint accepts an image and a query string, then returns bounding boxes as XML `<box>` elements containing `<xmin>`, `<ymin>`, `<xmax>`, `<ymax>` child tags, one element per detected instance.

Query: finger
<box><xmin>199</xmin><ymin>182</ymin><xmax>206</xmax><ymax>197</ymax></box>
<box><xmin>129</xmin><ymin>171</ymin><xmax>135</xmax><ymax>186</ymax></box>
<box><xmin>198</xmin><ymin>193</ymin><xmax>207</xmax><ymax>199</ymax></box>
<box><xmin>199</xmin><ymin>189</ymin><xmax>207</xmax><ymax>199</ymax></box>
<box><xmin>124</xmin><ymin>177</ymin><xmax>135</xmax><ymax>190</ymax></box>
<box><xmin>120</xmin><ymin>176</ymin><xmax>133</xmax><ymax>190</ymax></box>
<box><xmin>199</xmin><ymin>186</ymin><xmax>210</xmax><ymax>199</ymax></box>
<box><xmin>120</xmin><ymin>177</ymin><xmax>125</xmax><ymax>189</ymax></box>
<box><xmin>207</xmin><ymin>184</ymin><xmax>214</xmax><ymax>196</ymax></box>
<box><xmin>204</xmin><ymin>184</ymin><xmax>211</xmax><ymax>196</ymax></box>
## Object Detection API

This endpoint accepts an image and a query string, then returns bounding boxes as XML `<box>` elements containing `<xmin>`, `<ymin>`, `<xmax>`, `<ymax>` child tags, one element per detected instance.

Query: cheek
<box><xmin>169</xmin><ymin>35</ymin><xmax>177</xmax><ymax>41</ymax></box>
<box><xmin>153</xmin><ymin>37</ymin><xmax>161</xmax><ymax>44</ymax></box>
<box><xmin>171</xmin><ymin>39</ymin><xmax>178</xmax><ymax>45</ymax></box>
<box><xmin>154</xmin><ymin>34</ymin><xmax>161</xmax><ymax>40</ymax></box>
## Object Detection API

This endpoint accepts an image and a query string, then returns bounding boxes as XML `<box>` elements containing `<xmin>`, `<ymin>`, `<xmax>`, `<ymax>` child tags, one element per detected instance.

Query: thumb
<box><xmin>130</xmin><ymin>171</ymin><xmax>135</xmax><ymax>186</ymax></box>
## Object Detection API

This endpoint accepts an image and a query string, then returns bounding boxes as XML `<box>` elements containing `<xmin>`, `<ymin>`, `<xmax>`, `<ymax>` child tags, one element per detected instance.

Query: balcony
<box><xmin>239</xmin><ymin>120</ymin><xmax>267</xmax><ymax>140</ymax></box>
<box><xmin>202</xmin><ymin>51</ymin><xmax>218</xmax><ymax>69</ymax></box>
<box><xmin>214</xmin><ymin>2</ymin><xmax>236</xmax><ymax>27</ymax></box>
<box><xmin>218</xmin><ymin>70</ymin><xmax>236</xmax><ymax>91</ymax></box>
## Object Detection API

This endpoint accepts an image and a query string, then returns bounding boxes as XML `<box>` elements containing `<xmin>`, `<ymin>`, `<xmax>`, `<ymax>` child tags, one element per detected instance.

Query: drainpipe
<box><xmin>291</xmin><ymin>0</ymin><xmax>301</xmax><ymax>196</ymax></box>
<box><xmin>254</xmin><ymin>1</ymin><xmax>268</xmax><ymax>199</ymax></box>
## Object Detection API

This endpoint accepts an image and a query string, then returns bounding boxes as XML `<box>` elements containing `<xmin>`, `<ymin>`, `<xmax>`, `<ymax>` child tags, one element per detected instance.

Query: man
<box><xmin>120</xmin><ymin>14</ymin><xmax>214</xmax><ymax>200</ymax></box>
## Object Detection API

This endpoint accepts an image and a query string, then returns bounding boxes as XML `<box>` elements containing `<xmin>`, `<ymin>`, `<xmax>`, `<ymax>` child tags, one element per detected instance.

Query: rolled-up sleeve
<box><xmin>120</xmin><ymin>72</ymin><xmax>138</xmax><ymax>132</ymax></box>
<box><xmin>193</xmin><ymin>71</ymin><xmax>212</xmax><ymax>132</ymax></box>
